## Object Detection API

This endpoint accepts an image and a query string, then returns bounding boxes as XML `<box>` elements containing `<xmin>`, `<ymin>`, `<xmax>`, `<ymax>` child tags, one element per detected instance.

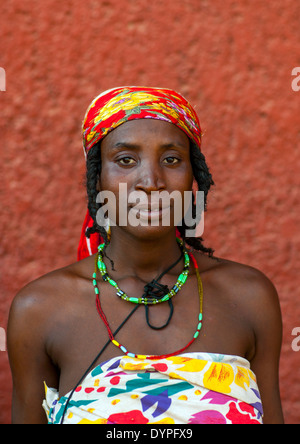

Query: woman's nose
<box><xmin>134</xmin><ymin>164</ymin><xmax>166</xmax><ymax>193</ymax></box>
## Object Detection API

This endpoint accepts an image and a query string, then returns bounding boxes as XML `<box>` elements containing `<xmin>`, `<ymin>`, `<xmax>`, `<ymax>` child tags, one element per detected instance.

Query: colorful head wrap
<box><xmin>82</xmin><ymin>86</ymin><xmax>202</xmax><ymax>155</ymax></box>
<box><xmin>78</xmin><ymin>86</ymin><xmax>202</xmax><ymax>260</ymax></box>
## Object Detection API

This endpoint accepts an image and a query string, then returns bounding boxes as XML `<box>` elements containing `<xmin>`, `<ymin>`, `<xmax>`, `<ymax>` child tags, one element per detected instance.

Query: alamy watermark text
<box><xmin>0</xmin><ymin>327</ymin><xmax>6</xmax><ymax>351</ymax></box>
<box><xmin>291</xmin><ymin>327</ymin><xmax>300</xmax><ymax>352</ymax></box>
<box><xmin>291</xmin><ymin>67</ymin><xmax>300</xmax><ymax>92</ymax></box>
<box><xmin>0</xmin><ymin>67</ymin><xmax>6</xmax><ymax>92</ymax></box>
<box><xmin>96</xmin><ymin>184</ymin><xmax>204</xmax><ymax>237</ymax></box>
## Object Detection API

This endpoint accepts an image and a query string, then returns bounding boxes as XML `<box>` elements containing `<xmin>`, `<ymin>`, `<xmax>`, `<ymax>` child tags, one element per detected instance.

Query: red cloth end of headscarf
<box><xmin>77</xmin><ymin>210</ymin><xmax>103</xmax><ymax>261</ymax></box>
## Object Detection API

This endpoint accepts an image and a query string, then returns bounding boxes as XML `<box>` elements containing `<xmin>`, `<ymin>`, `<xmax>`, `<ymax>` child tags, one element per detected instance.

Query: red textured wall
<box><xmin>1</xmin><ymin>0</ymin><xmax>299</xmax><ymax>424</ymax></box>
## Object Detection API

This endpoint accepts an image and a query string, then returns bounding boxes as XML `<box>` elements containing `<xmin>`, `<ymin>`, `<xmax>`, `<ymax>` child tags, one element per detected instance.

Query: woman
<box><xmin>8</xmin><ymin>87</ymin><xmax>284</xmax><ymax>424</ymax></box>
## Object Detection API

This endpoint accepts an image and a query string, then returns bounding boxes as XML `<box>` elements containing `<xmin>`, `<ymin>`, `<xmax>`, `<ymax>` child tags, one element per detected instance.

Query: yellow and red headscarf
<box><xmin>82</xmin><ymin>86</ymin><xmax>202</xmax><ymax>155</ymax></box>
<box><xmin>78</xmin><ymin>86</ymin><xmax>202</xmax><ymax>260</ymax></box>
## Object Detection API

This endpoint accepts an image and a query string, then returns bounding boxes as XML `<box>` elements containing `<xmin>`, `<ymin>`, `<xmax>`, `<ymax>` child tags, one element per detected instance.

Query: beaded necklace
<box><xmin>93</xmin><ymin>244</ymin><xmax>203</xmax><ymax>360</ymax></box>
<box><xmin>96</xmin><ymin>238</ymin><xmax>190</xmax><ymax>305</ymax></box>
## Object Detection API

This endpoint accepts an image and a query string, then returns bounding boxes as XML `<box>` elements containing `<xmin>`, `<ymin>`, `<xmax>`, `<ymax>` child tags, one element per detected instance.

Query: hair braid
<box><xmin>85</xmin><ymin>142</ymin><xmax>109</xmax><ymax>244</ymax></box>
<box><xmin>179</xmin><ymin>141</ymin><xmax>215</xmax><ymax>257</ymax></box>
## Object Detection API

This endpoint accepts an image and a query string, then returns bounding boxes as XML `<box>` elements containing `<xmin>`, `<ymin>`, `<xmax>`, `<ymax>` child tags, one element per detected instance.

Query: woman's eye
<box><xmin>163</xmin><ymin>157</ymin><xmax>180</xmax><ymax>164</ymax></box>
<box><xmin>118</xmin><ymin>157</ymin><xmax>136</xmax><ymax>166</ymax></box>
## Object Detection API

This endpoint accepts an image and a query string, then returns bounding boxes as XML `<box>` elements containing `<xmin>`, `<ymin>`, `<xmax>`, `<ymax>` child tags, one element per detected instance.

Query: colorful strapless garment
<box><xmin>43</xmin><ymin>352</ymin><xmax>263</xmax><ymax>424</ymax></box>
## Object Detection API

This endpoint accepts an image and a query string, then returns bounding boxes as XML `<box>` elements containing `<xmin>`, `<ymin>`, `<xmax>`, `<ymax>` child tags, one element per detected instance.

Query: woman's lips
<box><xmin>129</xmin><ymin>205</ymin><xmax>171</xmax><ymax>221</ymax></box>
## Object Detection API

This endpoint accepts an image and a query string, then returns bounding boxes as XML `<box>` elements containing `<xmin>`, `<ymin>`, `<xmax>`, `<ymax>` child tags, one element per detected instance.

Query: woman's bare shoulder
<box><xmin>193</xmin><ymin>250</ymin><xmax>281</xmax><ymax>316</ymax></box>
<box><xmin>9</xmin><ymin>256</ymin><xmax>94</xmax><ymax>327</ymax></box>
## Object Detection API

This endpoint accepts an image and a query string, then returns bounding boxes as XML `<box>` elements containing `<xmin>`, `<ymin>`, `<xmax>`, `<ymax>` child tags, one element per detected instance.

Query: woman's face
<box><xmin>99</xmin><ymin>119</ymin><xmax>194</xmax><ymax>239</ymax></box>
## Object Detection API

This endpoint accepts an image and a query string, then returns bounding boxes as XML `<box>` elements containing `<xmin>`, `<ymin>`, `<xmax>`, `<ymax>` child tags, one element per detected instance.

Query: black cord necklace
<box><xmin>143</xmin><ymin>250</ymin><xmax>183</xmax><ymax>330</ymax></box>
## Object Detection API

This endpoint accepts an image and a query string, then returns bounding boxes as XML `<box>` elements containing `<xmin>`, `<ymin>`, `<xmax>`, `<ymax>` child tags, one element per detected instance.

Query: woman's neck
<box><xmin>104</xmin><ymin>228</ymin><xmax>183</xmax><ymax>282</ymax></box>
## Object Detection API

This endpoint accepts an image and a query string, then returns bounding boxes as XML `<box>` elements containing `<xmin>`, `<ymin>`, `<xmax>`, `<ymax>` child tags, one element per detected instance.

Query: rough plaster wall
<box><xmin>0</xmin><ymin>0</ymin><xmax>299</xmax><ymax>424</ymax></box>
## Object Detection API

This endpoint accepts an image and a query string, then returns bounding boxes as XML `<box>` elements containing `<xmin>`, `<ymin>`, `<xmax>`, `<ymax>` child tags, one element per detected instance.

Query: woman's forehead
<box><xmin>101</xmin><ymin>119</ymin><xmax>191</xmax><ymax>149</ymax></box>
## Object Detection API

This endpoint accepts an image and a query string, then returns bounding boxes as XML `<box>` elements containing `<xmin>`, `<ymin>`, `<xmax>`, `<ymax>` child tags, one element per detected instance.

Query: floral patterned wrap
<box><xmin>43</xmin><ymin>353</ymin><xmax>263</xmax><ymax>424</ymax></box>
<box><xmin>82</xmin><ymin>86</ymin><xmax>202</xmax><ymax>154</ymax></box>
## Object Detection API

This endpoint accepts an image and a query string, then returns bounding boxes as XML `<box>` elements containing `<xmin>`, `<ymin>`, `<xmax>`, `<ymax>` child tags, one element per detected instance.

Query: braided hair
<box><xmin>85</xmin><ymin>140</ymin><xmax>215</xmax><ymax>256</ymax></box>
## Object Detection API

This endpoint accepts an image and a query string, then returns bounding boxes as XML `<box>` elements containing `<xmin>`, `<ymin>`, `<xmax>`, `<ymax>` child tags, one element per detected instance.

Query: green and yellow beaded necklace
<box><xmin>96</xmin><ymin>238</ymin><xmax>190</xmax><ymax>305</ymax></box>
<box><xmin>93</xmin><ymin>238</ymin><xmax>204</xmax><ymax>360</ymax></box>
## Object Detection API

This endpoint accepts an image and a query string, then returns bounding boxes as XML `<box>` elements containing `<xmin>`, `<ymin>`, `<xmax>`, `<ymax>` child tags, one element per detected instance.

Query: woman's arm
<box><xmin>246</xmin><ymin>271</ymin><xmax>284</xmax><ymax>424</ymax></box>
<box><xmin>7</xmin><ymin>286</ymin><xmax>59</xmax><ymax>424</ymax></box>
